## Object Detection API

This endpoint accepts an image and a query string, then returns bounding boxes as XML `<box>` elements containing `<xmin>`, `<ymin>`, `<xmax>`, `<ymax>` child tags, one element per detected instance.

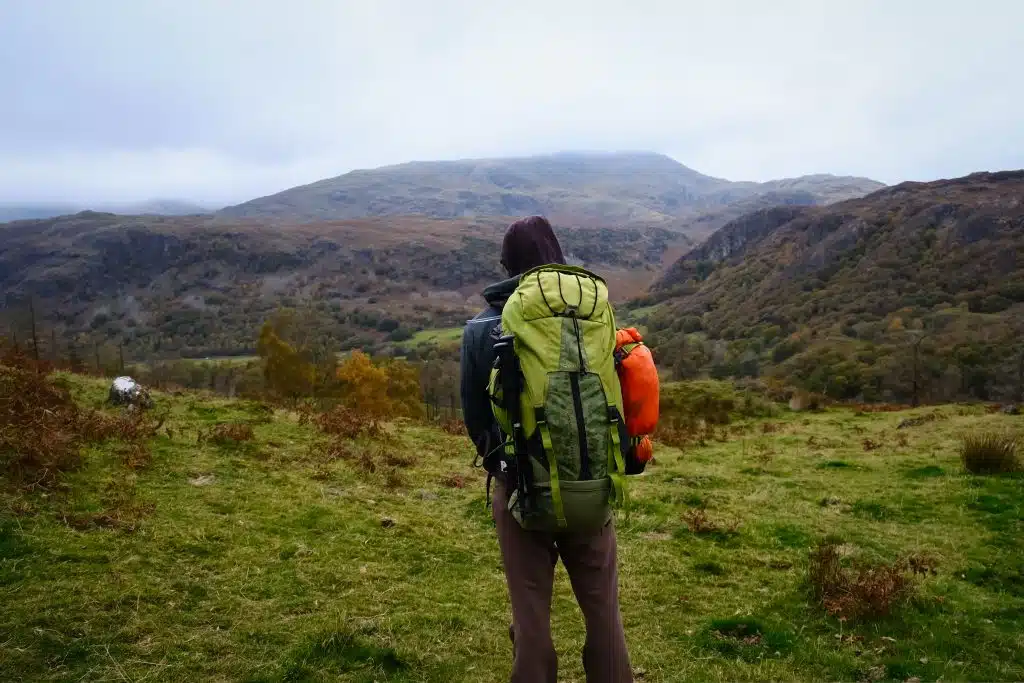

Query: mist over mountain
<box><xmin>0</xmin><ymin>200</ymin><xmax>211</xmax><ymax>222</ymax></box>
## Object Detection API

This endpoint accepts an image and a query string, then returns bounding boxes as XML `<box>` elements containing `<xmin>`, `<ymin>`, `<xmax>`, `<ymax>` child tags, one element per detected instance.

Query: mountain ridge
<box><xmin>0</xmin><ymin>211</ymin><xmax>687</xmax><ymax>358</ymax></box>
<box><xmin>217</xmin><ymin>151</ymin><xmax>885</xmax><ymax>228</ymax></box>
<box><xmin>0</xmin><ymin>199</ymin><xmax>212</xmax><ymax>222</ymax></box>
<box><xmin>641</xmin><ymin>168</ymin><xmax>1024</xmax><ymax>402</ymax></box>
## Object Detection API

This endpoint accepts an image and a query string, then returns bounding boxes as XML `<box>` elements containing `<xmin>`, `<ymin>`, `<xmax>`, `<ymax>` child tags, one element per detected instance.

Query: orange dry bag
<box><xmin>633</xmin><ymin>434</ymin><xmax>653</xmax><ymax>464</ymax></box>
<box><xmin>614</xmin><ymin>328</ymin><xmax>660</xmax><ymax>437</ymax></box>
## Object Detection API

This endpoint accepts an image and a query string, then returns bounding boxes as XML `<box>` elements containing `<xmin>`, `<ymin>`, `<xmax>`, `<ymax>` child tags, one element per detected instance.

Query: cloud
<box><xmin>1</xmin><ymin>0</ymin><xmax>1022</xmax><ymax>203</ymax></box>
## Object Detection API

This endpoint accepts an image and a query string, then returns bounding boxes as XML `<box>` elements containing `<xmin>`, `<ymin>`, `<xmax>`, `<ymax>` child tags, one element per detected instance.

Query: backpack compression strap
<box><xmin>608</xmin><ymin>406</ymin><xmax>627</xmax><ymax>508</ymax></box>
<box><xmin>535</xmin><ymin>408</ymin><xmax>566</xmax><ymax>529</ymax></box>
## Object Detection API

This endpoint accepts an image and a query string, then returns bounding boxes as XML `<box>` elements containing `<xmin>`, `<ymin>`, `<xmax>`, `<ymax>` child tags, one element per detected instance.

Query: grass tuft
<box><xmin>960</xmin><ymin>432</ymin><xmax>1021</xmax><ymax>474</ymax></box>
<box><xmin>699</xmin><ymin>617</ymin><xmax>793</xmax><ymax>661</ymax></box>
<box><xmin>694</xmin><ymin>561</ymin><xmax>727</xmax><ymax>576</ymax></box>
<box><xmin>282</xmin><ymin>628</ymin><xmax>409</xmax><ymax>678</ymax></box>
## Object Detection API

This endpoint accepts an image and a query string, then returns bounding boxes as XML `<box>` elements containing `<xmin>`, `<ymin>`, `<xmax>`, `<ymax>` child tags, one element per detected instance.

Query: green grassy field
<box><xmin>2</xmin><ymin>377</ymin><xmax>1022</xmax><ymax>682</ymax></box>
<box><xmin>408</xmin><ymin>327</ymin><xmax>463</xmax><ymax>347</ymax></box>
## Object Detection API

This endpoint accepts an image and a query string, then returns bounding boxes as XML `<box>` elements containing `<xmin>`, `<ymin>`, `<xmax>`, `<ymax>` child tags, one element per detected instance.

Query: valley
<box><xmin>3</xmin><ymin>153</ymin><xmax>1023</xmax><ymax>405</ymax></box>
<box><xmin>0</xmin><ymin>151</ymin><xmax>879</xmax><ymax>363</ymax></box>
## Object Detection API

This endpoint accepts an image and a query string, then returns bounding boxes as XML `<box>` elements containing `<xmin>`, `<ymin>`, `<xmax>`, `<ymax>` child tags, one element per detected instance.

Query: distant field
<box><xmin>408</xmin><ymin>327</ymin><xmax>463</xmax><ymax>347</ymax></box>
<box><xmin>617</xmin><ymin>302</ymin><xmax>663</xmax><ymax>334</ymax></box>
<box><xmin>1</xmin><ymin>377</ymin><xmax>1022</xmax><ymax>681</ymax></box>
<box><xmin>178</xmin><ymin>355</ymin><xmax>259</xmax><ymax>365</ymax></box>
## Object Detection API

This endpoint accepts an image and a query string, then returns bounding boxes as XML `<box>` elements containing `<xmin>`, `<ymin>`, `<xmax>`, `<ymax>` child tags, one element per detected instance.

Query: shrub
<box><xmin>682</xmin><ymin>508</ymin><xmax>741</xmax><ymax>538</ymax></box>
<box><xmin>655</xmin><ymin>423</ymin><xmax>698</xmax><ymax>449</ymax></box>
<box><xmin>896</xmin><ymin>412</ymin><xmax>940</xmax><ymax>429</ymax></box>
<box><xmin>383</xmin><ymin>451</ymin><xmax>416</xmax><ymax>469</ymax></box>
<box><xmin>808</xmin><ymin>541</ymin><xmax>937</xmax><ymax>620</ymax></box>
<box><xmin>80</xmin><ymin>409</ymin><xmax>166</xmax><ymax>444</ymax></box>
<box><xmin>440</xmin><ymin>473</ymin><xmax>466</xmax><ymax>489</ymax></box>
<box><xmin>116</xmin><ymin>441</ymin><xmax>153</xmax><ymax>470</ymax></box>
<box><xmin>383</xmin><ymin>467</ymin><xmax>408</xmax><ymax>490</ymax></box>
<box><xmin>788</xmin><ymin>390</ymin><xmax>825</xmax><ymax>412</ymax></box>
<box><xmin>960</xmin><ymin>432</ymin><xmax>1021</xmax><ymax>474</ymax></box>
<box><xmin>661</xmin><ymin>382</ymin><xmax>736</xmax><ymax>426</ymax></box>
<box><xmin>208</xmin><ymin>423</ymin><xmax>255</xmax><ymax>445</ymax></box>
<box><xmin>0</xmin><ymin>366</ymin><xmax>83</xmax><ymax>486</ymax></box>
<box><xmin>439</xmin><ymin>418</ymin><xmax>466</xmax><ymax>436</ymax></box>
<box><xmin>315</xmin><ymin>405</ymin><xmax>385</xmax><ymax>440</ymax></box>
<box><xmin>0</xmin><ymin>363</ymin><xmax>163</xmax><ymax>487</ymax></box>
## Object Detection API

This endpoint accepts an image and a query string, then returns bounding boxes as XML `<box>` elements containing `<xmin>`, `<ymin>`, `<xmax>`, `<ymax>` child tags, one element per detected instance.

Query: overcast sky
<box><xmin>1</xmin><ymin>0</ymin><xmax>1022</xmax><ymax>206</ymax></box>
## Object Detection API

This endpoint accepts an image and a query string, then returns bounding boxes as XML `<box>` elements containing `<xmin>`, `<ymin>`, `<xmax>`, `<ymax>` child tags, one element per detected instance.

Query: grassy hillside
<box><xmin>218</xmin><ymin>152</ymin><xmax>883</xmax><ymax>226</ymax></box>
<box><xmin>643</xmin><ymin>170</ymin><xmax>1024</xmax><ymax>403</ymax></box>
<box><xmin>2</xmin><ymin>374</ymin><xmax>1022</xmax><ymax>681</ymax></box>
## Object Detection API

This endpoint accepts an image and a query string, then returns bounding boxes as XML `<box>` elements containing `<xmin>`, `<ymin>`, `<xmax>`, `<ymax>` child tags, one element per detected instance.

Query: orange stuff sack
<box><xmin>635</xmin><ymin>435</ymin><xmax>653</xmax><ymax>463</ymax></box>
<box><xmin>614</xmin><ymin>328</ymin><xmax>660</xmax><ymax>437</ymax></box>
<box><xmin>624</xmin><ymin>435</ymin><xmax>653</xmax><ymax>474</ymax></box>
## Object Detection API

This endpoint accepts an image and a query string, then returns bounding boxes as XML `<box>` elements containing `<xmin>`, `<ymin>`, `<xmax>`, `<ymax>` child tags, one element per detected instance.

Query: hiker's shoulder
<box><xmin>468</xmin><ymin>307</ymin><xmax>501</xmax><ymax>323</ymax></box>
<box><xmin>462</xmin><ymin>307</ymin><xmax>502</xmax><ymax>354</ymax></box>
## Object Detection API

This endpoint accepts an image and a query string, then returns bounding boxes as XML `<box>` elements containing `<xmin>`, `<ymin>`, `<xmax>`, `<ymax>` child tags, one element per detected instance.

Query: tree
<box><xmin>420</xmin><ymin>358</ymin><xmax>460</xmax><ymax>419</ymax></box>
<box><xmin>257</xmin><ymin>321</ymin><xmax>314</xmax><ymax>401</ymax></box>
<box><xmin>909</xmin><ymin>331</ymin><xmax>929</xmax><ymax>407</ymax></box>
<box><xmin>28</xmin><ymin>298</ymin><xmax>39</xmax><ymax>364</ymax></box>
<box><xmin>382</xmin><ymin>358</ymin><xmax>427</xmax><ymax>419</ymax></box>
<box><xmin>335</xmin><ymin>350</ymin><xmax>391</xmax><ymax>419</ymax></box>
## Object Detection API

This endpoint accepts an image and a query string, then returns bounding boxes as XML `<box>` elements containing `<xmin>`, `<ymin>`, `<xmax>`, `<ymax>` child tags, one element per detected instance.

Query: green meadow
<box><xmin>1</xmin><ymin>376</ymin><xmax>1022</xmax><ymax>682</ymax></box>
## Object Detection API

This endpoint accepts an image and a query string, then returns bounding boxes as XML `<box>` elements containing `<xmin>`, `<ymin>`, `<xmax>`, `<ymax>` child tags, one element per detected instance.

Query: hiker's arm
<box><xmin>460</xmin><ymin>325</ymin><xmax>490</xmax><ymax>457</ymax></box>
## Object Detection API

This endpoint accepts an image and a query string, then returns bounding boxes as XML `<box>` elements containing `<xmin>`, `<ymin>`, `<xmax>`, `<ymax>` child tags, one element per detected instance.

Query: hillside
<box><xmin>2</xmin><ymin>371</ymin><xmax>1022</xmax><ymax>681</ymax></box>
<box><xmin>0</xmin><ymin>212</ymin><xmax>687</xmax><ymax>359</ymax></box>
<box><xmin>218</xmin><ymin>152</ymin><xmax>884</xmax><ymax>226</ymax></box>
<box><xmin>642</xmin><ymin>170</ymin><xmax>1024</xmax><ymax>402</ymax></box>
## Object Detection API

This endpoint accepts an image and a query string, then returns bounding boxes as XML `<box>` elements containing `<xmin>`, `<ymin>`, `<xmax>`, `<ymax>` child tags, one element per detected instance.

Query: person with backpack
<box><xmin>460</xmin><ymin>216</ymin><xmax>654</xmax><ymax>683</ymax></box>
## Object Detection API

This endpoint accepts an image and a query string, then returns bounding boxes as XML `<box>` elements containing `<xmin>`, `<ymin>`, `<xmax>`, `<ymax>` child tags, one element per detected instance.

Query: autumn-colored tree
<box><xmin>335</xmin><ymin>350</ymin><xmax>392</xmax><ymax>420</ymax></box>
<box><xmin>382</xmin><ymin>358</ymin><xmax>426</xmax><ymax>419</ymax></box>
<box><xmin>257</xmin><ymin>321</ymin><xmax>314</xmax><ymax>401</ymax></box>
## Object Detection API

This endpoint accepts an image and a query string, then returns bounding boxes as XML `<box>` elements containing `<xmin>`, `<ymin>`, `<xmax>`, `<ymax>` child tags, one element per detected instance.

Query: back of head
<box><xmin>501</xmin><ymin>216</ymin><xmax>566</xmax><ymax>277</ymax></box>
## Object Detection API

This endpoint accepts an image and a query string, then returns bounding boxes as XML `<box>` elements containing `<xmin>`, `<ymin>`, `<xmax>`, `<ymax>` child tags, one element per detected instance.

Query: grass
<box><xmin>2</xmin><ymin>380</ymin><xmax>1023</xmax><ymax>681</ymax></box>
<box><xmin>960</xmin><ymin>431</ymin><xmax>1021</xmax><ymax>474</ymax></box>
<box><xmin>407</xmin><ymin>327</ymin><xmax>463</xmax><ymax>347</ymax></box>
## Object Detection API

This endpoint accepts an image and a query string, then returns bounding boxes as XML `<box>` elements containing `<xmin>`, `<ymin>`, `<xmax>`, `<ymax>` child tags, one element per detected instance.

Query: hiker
<box><xmin>460</xmin><ymin>216</ymin><xmax>633</xmax><ymax>683</ymax></box>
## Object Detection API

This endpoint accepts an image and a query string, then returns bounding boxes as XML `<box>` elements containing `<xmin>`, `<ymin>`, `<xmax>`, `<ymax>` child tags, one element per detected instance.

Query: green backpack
<box><xmin>488</xmin><ymin>265</ymin><xmax>629</xmax><ymax>533</ymax></box>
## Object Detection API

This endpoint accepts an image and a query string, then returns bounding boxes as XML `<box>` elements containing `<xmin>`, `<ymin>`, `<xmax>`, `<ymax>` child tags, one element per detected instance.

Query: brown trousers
<box><xmin>492</xmin><ymin>480</ymin><xmax>633</xmax><ymax>683</ymax></box>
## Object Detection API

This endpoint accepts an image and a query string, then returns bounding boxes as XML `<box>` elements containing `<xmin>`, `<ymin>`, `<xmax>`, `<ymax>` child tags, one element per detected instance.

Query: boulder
<box><xmin>108</xmin><ymin>376</ymin><xmax>154</xmax><ymax>409</ymax></box>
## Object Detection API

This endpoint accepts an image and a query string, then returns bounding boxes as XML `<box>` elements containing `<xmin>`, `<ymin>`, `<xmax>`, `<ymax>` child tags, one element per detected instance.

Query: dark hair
<box><xmin>500</xmin><ymin>216</ymin><xmax>566</xmax><ymax>277</ymax></box>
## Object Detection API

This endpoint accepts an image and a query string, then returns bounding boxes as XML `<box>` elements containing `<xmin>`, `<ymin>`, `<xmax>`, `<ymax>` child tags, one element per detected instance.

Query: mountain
<box><xmin>640</xmin><ymin>170</ymin><xmax>1024</xmax><ymax>403</ymax></box>
<box><xmin>218</xmin><ymin>152</ymin><xmax>884</xmax><ymax>227</ymax></box>
<box><xmin>0</xmin><ymin>212</ymin><xmax>688</xmax><ymax>359</ymax></box>
<box><xmin>0</xmin><ymin>204</ymin><xmax>81</xmax><ymax>222</ymax></box>
<box><xmin>0</xmin><ymin>200</ymin><xmax>210</xmax><ymax>222</ymax></box>
<box><xmin>107</xmin><ymin>199</ymin><xmax>212</xmax><ymax>216</ymax></box>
